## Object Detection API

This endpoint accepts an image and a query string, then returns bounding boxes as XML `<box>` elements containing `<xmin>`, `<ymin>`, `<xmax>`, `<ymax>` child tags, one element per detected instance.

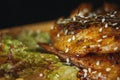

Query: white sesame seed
<box><xmin>83</xmin><ymin>69</ymin><xmax>88</xmax><ymax>78</ymax></box>
<box><xmin>102</xmin><ymin>18</ymin><xmax>105</xmax><ymax>23</ymax></box>
<box><xmin>117</xmin><ymin>77</ymin><xmax>120</xmax><ymax>80</ymax></box>
<box><xmin>57</xmin><ymin>33</ymin><xmax>60</xmax><ymax>37</ymax></box>
<box><xmin>83</xmin><ymin>69</ymin><xmax>88</xmax><ymax>73</ymax></box>
<box><xmin>84</xmin><ymin>72</ymin><xmax>87</xmax><ymax>78</ymax></box>
<box><xmin>102</xmin><ymin>35</ymin><xmax>107</xmax><ymax>38</ymax></box>
<box><xmin>105</xmin><ymin>23</ymin><xmax>108</xmax><ymax>28</ymax></box>
<box><xmin>96</xmin><ymin>61</ymin><xmax>100</xmax><ymax>65</ymax></box>
<box><xmin>99</xmin><ymin>28</ymin><xmax>103</xmax><ymax>32</ymax></box>
<box><xmin>56</xmin><ymin>74</ymin><xmax>60</xmax><ymax>77</ymax></box>
<box><xmin>82</xmin><ymin>46</ymin><xmax>87</xmax><ymax>49</ymax></box>
<box><xmin>106</xmin><ymin>68</ymin><xmax>111</xmax><ymax>72</ymax></box>
<box><xmin>114</xmin><ymin>47</ymin><xmax>118</xmax><ymax>51</ymax></box>
<box><xmin>65</xmin><ymin>48</ymin><xmax>69</xmax><ymax>53</ymax></box>
<box><xmin>97</xmin><ymin>39</ymin><xmax>102</xmax><ymax>43</ymax></box>
<box><xmin>88</xmin><ymin>68</ymin><xmax>91</xmax><ymax>73</ymax></box>
<box><xmin>110</xmin><ymin>14</ymin><xmax>115</xmax><ymax>17</ymax></box>
<box><xmin>55</xmin><ymin>56</ymin><xmax>59</xmax><ymax>59</ymax></box>
<box><xmin>98</xmin><ymin>72</ymin><xmax>102</xmax><ymax>77</ymax></box>
<box><xmin>66</xmin><ymin>58</ymin><xmax>70</xmax><ymax>65</ymax></box>
<box><xmin>39</xmin><ymin>73</ymin><xmax>43</xmax><ymax>77</ymax></box>
<box><xmin>72</xmin><ymin>35</ymin><xmax>75</xmax><ymax>40</ymax></box>
<box><xmin>92</xmin><ymin>71</ymin><xmax>97</xmax><ymax>74</ymax></box>
<box><xmin>64</xmin><ymin>29</ymin><xmax>68</xmax><ymax>35</ymax></box>
<box><xmin>73</xmin><ymin>17</ymin><xmax>76</xmax><ymax>21</ymax></box>
<box><xmin>90</xmin><ymin>45</ymin><xmax>95</xmax><ymax>48</ymax></box>
<box><xmin>67</xmin><ymin>38</ymin><xmax>72</xmax><ymax>42</ymax></box>
<box><xmin>71</xmin><ymin>31</ymin><xmax>74</xmax><ymax>35</ymax></box>
<box><xmin>83</xmin><ymin>20</ymin><xmax>88</xmax><ymax>23</ymax></box>
<box><xmin>116</xmin><ymin>27</ymin><xmax>119</xmax><ymax>30</ymax></box>
<box><xmin>50</xmin><ymin>25</ymin><xmax>54</xmax><ymax>30</ymax></box>
<box><xmin>97</xmin><ymin>44</ymin><xmax>101</xmax><ymax>47</ymax></box>
<box><xmin>78</xmin><ymin>12</ymin><xmax>84</xmax><ymax>17</ymax></box>
<box><xmin>66</xmin><ymin>58</ymin><xmax>69</xmax><ymax>63</ymax></box>
<box><xmin>112</xmin><ymin>23</ymin><xmax>118</xmax><ymax>26</ymax></box>
<box><xmin>114</xmin><ymin>11</ymin><xmax>117</xmax><ymax>14</ymax></box>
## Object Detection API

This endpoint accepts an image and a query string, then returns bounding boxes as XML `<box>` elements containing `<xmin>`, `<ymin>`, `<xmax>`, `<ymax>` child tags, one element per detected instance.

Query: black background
<box><xmin>0</xmin><ymin>0</ymin><xmax>120</xmax><ymax>29</ymax></box>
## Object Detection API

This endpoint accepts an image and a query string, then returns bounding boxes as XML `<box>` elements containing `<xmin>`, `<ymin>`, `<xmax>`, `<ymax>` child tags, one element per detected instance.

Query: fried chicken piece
<box><xmin>38</xmin><ymin>43</ymin><xmax>120</xmax><ymax>80</ymax></box>
<box><xmin>70</xmin><ymin>2</ymin><xmax>119</xmax><ymax>18</ymax></box>
<box><xmin>70</xmin><ymin>3</ymin><xmax>92</xmax><ymax>18</ymax></box>
<box><xmin>39</xmin><ymin>3</ymin><xmax>120</xmax><ymax>80</ymax></box>
<box><xmin>51</xmin><ymin>11</ymin><xmax>120</xmax><ymax>56</ymax></box>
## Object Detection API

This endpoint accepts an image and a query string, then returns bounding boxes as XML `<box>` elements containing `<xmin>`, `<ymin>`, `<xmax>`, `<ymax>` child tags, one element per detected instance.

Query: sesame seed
<box><xmin>56</xmin><ymin>74</ymin><xmax>60</xmax><ymax>77</ymax></box>
<box><xmin>83</xmin><ymin>20</ymin><xmax>88</xmax><ymax>23</ymax></box>
<box><xmin>96</xmin><ymin>61</ymin><xmax>100</xmax><ymax>65</ymax></box>
<box><xmin>102</xmin><ymin>18</ymin><xmax>105</xmax><ymax>23</ymax></box>
<box><xmin>110</xmin><ymin>14</ymin><xmax>115</xmax><ymax>17</ymax></box>
<box><xmin>84</xmin><ymin>72</ymin><xmax>87</xmax><ymax>78</ymax></box>
<box><xmin>114</xmin><ymin>11</ymin><xmax>117</xmax><ymax>14</ymax></box>
<box><xmin>99</xmin><ymin>28</ymin><xmax>103</xmax><ymax>32</ymax></box>
<box><xmin>39</xmin><ymin>73</ymin><xmax>43</xmax><ymax>77</ymax></box>
<box><xmin>102</xmin><ymin>35</ymin><xmax>107</xmax><ymax>38</ymax></box>
<box><xmin>65</xmin><ymin>48</ymin><xmax>69</xmax><ymax>53</ymax></box>
<box><xmin>116</xmin><ymin>27</ymin><xmax>119</xmax><ymax>30</ymax></box>
<box><xmin>78</xmin><ymin>12</ymin><xmax>84</xmax><ymax>17</ymax></box>
<box><xmin>66</xmin><ymin>58</ymin><xmax>69</xmax><ymax>63</ymax></box>
<box><xmin>88</xmin><ymin>68</ymin><xmax>91</xmax><ymax>73</ymax></box>
<box><xmin>105</xmin><ymin>23</ymin><xmax>108</xmax><ymax>28</ymax></box>
<box><xmin>83</xmin><ymin>69</ymin><xmax>88</xmax><ymax>73</ymax></box>
<box><xmin>64</xmin><ymin>29</ymin><xmax>68</xmax><ymax>35</ymax></box>
<box><xmin>112</xmin><ymin>23</ymin><xmax>118</xmax><ymax>26</ymax></box>
<box><xmin>98</xmin><ymin>72</ymin><xmax>102</xmax><ymax>77</ymax></box>
<box><xmin>106</xmin><ymin>68</ymin><xmax>111</xmax><ymax>72</ymax></box>
<box><xmin>90</xmin><ymin>45</ymin><xmax>95</xmax><ymax>48</ymax></box>
<box><xmin>67</xmin><ymin>38</ymin><xmax>71</xmax><ymax>42</ymax></box>
<box><xmin>92</xmin><ymin>71</ymin><xmax>97</xmax><ymax>74</ymax></box>
<box><xmin>71</xmin><ymin>31</ymin><xmax>74</xmax><ymax>35</ymax></box>
<box><xmin>114</xmin><ymin>47</ymin><xmax>118</xmax><ymax>51</ymax></box>
<box><xmin>97</xmin><ymin>44</ymin><xmax>101</xmax><ymax>47</ymax></box>
<box><xmin>66</xmin><ymin>58</ymin><xmax>70</xmax><ymax>65</ymax></box>
<box><xmin>50</xmin><ymin>25</ymin><xmax>54</xmax><ymax>30</ymax></box>
<box><xmin>73</xmin><ymin>17</ymin><xmax>76</xmax><ymax>21</ymax></box>
<box><xmin>83</xmin><ymin>69</ymin><xmax>88</xmax><ymax>78</ymax></box>
<box><xmin>82</xmin><ymin>46</ymin><xmax>87</xmax><ymax>49</ymax></box>
<box><xmin>57</xmin><ymin>33</ymin><xmax>60</xmax><ymax>37</ymax></box>
<box><xmin>72</xmin><ymin>35</ymin><xmax>75</xmax><ymax>40</ymax></box>
<box><xmin>55</xmin><ymin>56</ymin><xmax>59</xmax><ymax>59</ymax></box>
<box><xmin>117</xmin><ymin>77</ymin><xmax>120</xmax><ymax>80</ymax></box>
<box><xmin>76</xmin><ymin>54</ymin><xmax>80</xmax><ymax>57</ymax></box>
<box><xmin>97</xmin><ymin>39</ymin><xmax>102</xmax><ymax>43</ymax></box>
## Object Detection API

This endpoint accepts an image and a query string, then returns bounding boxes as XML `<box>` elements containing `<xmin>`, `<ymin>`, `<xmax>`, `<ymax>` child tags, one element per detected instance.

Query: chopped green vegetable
<box><xmin>0</xmin><ymin>30</ymin><xmax>79</xmax><ymax>80</ymax></box>
<box><xmin>17</xmin><ymin>30</ymin><xmax>50</xmax><ymax>50</ymax></box>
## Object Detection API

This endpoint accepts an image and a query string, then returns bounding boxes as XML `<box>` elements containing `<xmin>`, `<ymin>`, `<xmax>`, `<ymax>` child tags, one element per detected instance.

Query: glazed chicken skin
<box><xmin>39</xmin><ymin>43</ymin><xmax>120</xmax><ymax>80</ymax></box>
<box><xmin>51</xmin><ymin>14</ymin><xmax>120</xmax><ymax>56</ymax></box>
<box><xmin>39</xmin><ymin>3</ymin><xmax>120</xmax><ymax>80</ymax></box>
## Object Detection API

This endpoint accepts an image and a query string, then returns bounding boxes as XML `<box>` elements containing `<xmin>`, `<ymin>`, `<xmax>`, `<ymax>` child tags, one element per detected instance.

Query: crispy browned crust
<box><xmin>51</xmin><ymin>24</ymin><xmax>120</xmax><ymax>56</ymax></box>
<box><xmin>38</xmin><ymin>43</ymin><xmax>120</xmax><ymax>80</ymax></box>
<box><xmin>50</xmin><ymin>5</ymin><xmax>120</xmax><ymax>56</ymax></box>
<box><xmin>38</xmin><ymin>3</ymin><xmax>120</xmax><ymax>80</ymax></box>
